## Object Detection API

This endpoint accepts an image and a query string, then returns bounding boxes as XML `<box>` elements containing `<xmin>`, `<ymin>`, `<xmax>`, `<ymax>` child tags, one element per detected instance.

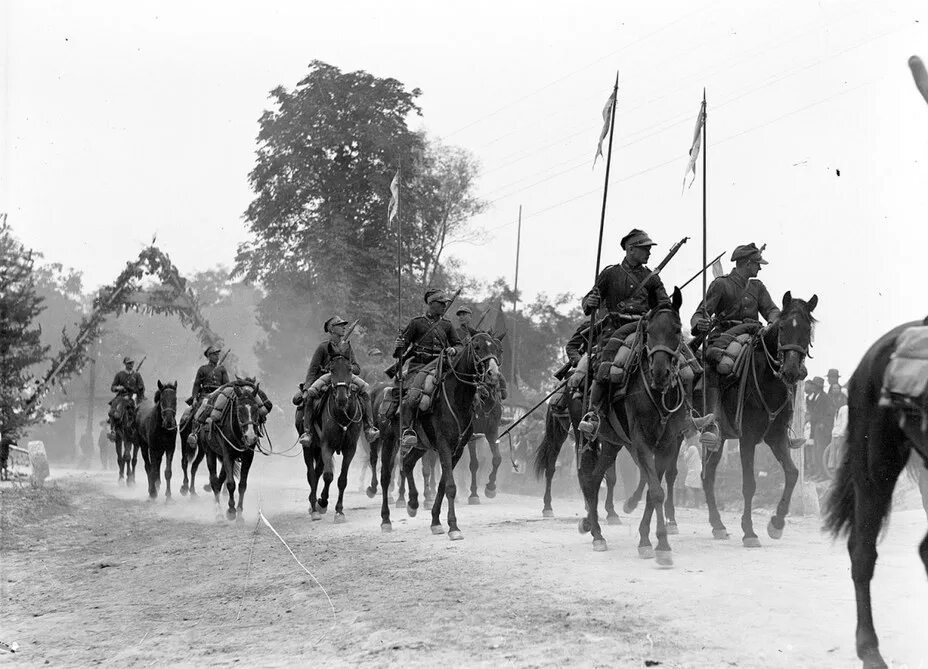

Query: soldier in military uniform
<box><xmin>385</xmin><ymin>288</ymin><xmax>463</xmax><ymax>446</ymax></box>
<box><xmin>108</xmin><ymin>356</ymin><xmax>145</xmax><ymax>439</ymax></box>
<box><xmin>301</xmin><ymin>316</ymin><xmax>379</xmax><ymax>443</ymax></box>
<box><xmin>456</xmin><ymin>306</ymin><xmax>478</xmax><ymax>342</ymax></box>
<box><xmin>191</xmin><ymin>345</ymin><xmax>230</xmax><ymax>405</ymax></box>
<box><xmin>362</xmin><ymin>348</ymin><xmax>387</xmax><ymax>385</ymax></box>
<box><xmin>690</xmin><ymin>242</ymin><xmax>781</xmax><ymax>422</ymax></box>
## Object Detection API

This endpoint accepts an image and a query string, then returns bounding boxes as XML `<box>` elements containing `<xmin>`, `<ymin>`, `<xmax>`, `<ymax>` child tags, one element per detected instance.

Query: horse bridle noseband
<box><xmin>640</xmin><ymin>308</ymin><xmax>685</xmax><ymax>422</ymax></box>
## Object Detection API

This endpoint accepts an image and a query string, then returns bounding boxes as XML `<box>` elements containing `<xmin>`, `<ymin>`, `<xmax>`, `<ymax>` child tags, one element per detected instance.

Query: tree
<box><xmin>0</xmin><ymin>219</ymin><xmax>49</xmax><ymax>437</ymax></box>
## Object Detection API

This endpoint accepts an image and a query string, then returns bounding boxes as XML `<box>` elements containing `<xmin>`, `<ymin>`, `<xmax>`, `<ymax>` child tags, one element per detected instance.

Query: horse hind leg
<box><xmin>467</xmin><ymin>438</ymin><xmax>481</xmax><ymax>504</ymax></box>
<box><xmin>702</xmin><ymin>444</ymin><xmax>728</xmax><ymax>539</ymax></box>
<box><xmin>604</xmin><ymin>458</ymin><xmax>621</xmax><ymax>525</ymax></box>
<box><xmin>739</xmin><ymin>440</ymin><xmax>761</xmax><ymax>547</ymax></box>
<box><xmin>484</xmin><ymin>429</ymin><xmax>503</xmax><ymax>499</ymax></box>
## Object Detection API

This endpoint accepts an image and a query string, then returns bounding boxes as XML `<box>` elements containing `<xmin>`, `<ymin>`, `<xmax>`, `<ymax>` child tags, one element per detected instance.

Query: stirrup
<box><xmin>400</xmin><ymin>428</ymin><xmax>419</xmax><ymax>449</ymax></box>
<box><xmin>699</xmin><ymin>424</ymin><xmax>721</xmax><ymax>452</ymax></box>
<box><xmin>365</xmin><ymin>427</ymin><xmax>380</xmax><ymax>442</ymax></box>
<box><xmin>577</xmin><ymin>412</ymin><xmax>600</xmax><ymax>438</ymax></box>
<box><xmin>692</xmin><ymin>413</ymin><xmax>716</xmax><ymax>431</ymax></box>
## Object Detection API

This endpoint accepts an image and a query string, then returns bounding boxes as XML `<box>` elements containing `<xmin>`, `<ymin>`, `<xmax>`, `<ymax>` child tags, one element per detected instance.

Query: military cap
<box><xmin>456</xmin><ymin>305</ymin><xmax>473</xmax><ymax>315</ymax></box>
<box><xmin>731</xmin><ymin>243</ymin><xmax>768</xmax><ymax>264</ymax></box>
<box><xmin>204</xmin><ymin>345</ymin><xmax>221</xmax><ymax>357</ymax></box>
<box><xmin>827</xmin><ymin>368</ymin><xmax>840</xmax><ymax>379</ymax></box>
<box><xmin>424</xmin><ymin>288</ymin><xmax>450</xmax><ymax>304</ymax></box>
<box><xmin>810</xmin><ymin>376</ymin><xmax>825</xmax><ymax>389</ymax></box>
<box><xmin>324</xmin><ymin>315</ymin><xmax>349</xmax><ymax>333</ymax></box>
<box><xmin>620</xmin><ymin>229</ymin><xmax>657</xmax><ymax>250</ymax></box>
<box><xmin>122</xmin><ymin>356</ymin><xmax>135</xmax><ymax>365</ymax></box>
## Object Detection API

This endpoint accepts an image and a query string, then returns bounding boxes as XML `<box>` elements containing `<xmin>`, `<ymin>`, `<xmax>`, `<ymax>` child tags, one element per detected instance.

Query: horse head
<box><xmin>467</xmin><ymin>332</ymin><xmax>503</xmax><ymax>389</ymax></box>
<box><xmin>327</xmin><ymin>354</ymin><xmax>354</xmax><ymax>412</ymax></box>
<box><xmin>774</xmin><ymin>291</ymin><xmax>818</xmax><ymax>384</ymax></box>
<box><xmin>232</xmin><ymin>384</ymin><xmax>262</xmax><ymax>447</ymax></box>
<box><xmin>155</xmin><ymin>380</ymin><xmax>178</xmax><ymax>431</ymax></box>
<box><xmin>645</xmin><ymin>287</ymin><xmax>684</xmax><ymax>392</ymax></box>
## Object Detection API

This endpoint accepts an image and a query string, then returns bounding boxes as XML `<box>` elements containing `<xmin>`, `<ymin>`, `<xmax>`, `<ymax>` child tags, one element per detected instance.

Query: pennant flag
<box><xmin>593</xmin><ymin>87</ymin><xmax>617</xmax><ymax>166</ymax></box>
<box><xmin>711</xmin><ymin>258</ymin><xmax>724</xmax><ymax>278</ymax></box>
<box><xmin>388</xmin><ymin>170</ymin><xmax>400</xmax><ymax>223</ymax></box>
<box><xmin>682</xmin><ymin>99</ymin><xmax>706</xmax><ymax>192</ymax></box>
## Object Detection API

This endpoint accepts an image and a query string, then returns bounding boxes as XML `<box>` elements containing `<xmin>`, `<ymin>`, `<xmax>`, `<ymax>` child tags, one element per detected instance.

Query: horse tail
<box><xmin>824</xmin><ymin>370</ymin><xmax>869</xmax><ymax>538</ymax></box>
<box><xmin>532</xmin><ymin>405</ymin><xmax>567</xmax><ymax>481</ymax></box>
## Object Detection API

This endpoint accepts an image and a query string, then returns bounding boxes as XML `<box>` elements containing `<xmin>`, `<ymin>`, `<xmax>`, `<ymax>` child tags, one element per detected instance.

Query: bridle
<box><xmin>436</xmin><ymin>333</ymin><xmax>502</xmax><ymax>448</ymax></box>
<box><xmin>326</xmin><ymin>354</ymin><xmax>362</xmax><ymax>430</ymax></box>
<box><xmin>156</xmin><ymin>387</ymin><xmax>177</xmax><ymax>429</ymax></box>
<box><xmin>744</xmin><ymin>313</ymin><xmax>813</xmax><ymax>425</ymax></box>
<box><xmin>640</xmin><ymin>307</ymin><xmax>686</xmax><ymax>424</ymax></box>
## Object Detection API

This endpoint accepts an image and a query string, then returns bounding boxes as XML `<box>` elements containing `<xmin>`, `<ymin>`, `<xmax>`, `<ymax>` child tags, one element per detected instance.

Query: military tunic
<box><xmin>111</xmin><ymin>370</ymin><xmax>145</xmax><ymax>398</ymax></box>
<box><xmin>305</xmin><ymin>341</ymin><xmax>361</xmax><ymax>386</ymax></box>
<box><xmin>191</xmin><ymin>362</ymin><xmax>229</xmax><ymax>400</ymax></box>
<box><xmin>456</xmin><ymin>324</ymin><xmax>478</xmax><ymax>342</ymax></box>
<box><xmin>582</xmin><ymin>259</ymin><xmax>669</xmax><ymax>317</ymax></box>
<box><xmin>689</xmin><ymin>271</ymin><xmax>780</xmax><ymax>331</ymax></box>
<box><xmin>394</xmin><ymin>314</ymin><xmax>463</xmax><ymax>370</ymax></box>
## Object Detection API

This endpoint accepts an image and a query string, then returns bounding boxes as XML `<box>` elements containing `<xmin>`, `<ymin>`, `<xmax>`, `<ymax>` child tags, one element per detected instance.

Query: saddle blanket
<box><xmin>882</xmin><ymin>326</ymin><xmax>928</xmax><ymax>402</ymax></box>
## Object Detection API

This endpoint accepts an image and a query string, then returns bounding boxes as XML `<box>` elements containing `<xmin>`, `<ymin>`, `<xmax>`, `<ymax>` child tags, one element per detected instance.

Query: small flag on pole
<box><xmin>593</xmin><ymin>87</ymin><xmax>617</xmax><ymax>166</ymax></box>
<box><xmin>388</xmin><ymin>170</ymin><xmax>400</xmax><ymax>223</ymax></box>
<box><xmin>682</xmin><ymin>98</ymin><xmax>706</xmax><ymax>192</ymax></box>
<box><xmin>711</xmin><ymin>258</ymin><xmax>724</xmax><ymax>278</ymax></box>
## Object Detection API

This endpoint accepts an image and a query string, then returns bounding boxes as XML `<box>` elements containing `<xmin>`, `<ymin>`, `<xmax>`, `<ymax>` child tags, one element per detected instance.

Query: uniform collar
<box><xmin>728</xmin><ymin>270</ymin><xmax>749</xmax><ymax>288</ymax></box>
<box><xmin>424</xmin><ymin>313</ymin><xmax>442</xmax><ymax>321</ymax></box>
<box><xmin>620</xmin><ymin>258</ymin><xmax>644</xmax><ymax>272</ymax></box>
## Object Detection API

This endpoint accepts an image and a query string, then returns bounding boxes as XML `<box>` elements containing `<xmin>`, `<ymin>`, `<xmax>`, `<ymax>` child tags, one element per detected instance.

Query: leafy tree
<box><xmin>0</xmin><ymin>220</ymin><xmax>49</xmax><ymax>437</ymax></box>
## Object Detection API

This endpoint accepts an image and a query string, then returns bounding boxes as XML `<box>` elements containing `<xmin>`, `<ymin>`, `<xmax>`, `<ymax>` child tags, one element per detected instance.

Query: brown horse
<box><xmin>825</xmin><ymin>320</ymin><xmax>928</xmax><ymax>669</ymax></box>
<box><xmin>136</xmin><ymin>381</ymin><xmax>179</xmax><ymax>500</ymax></box>
<box><xmin>111</xmin><ymin>395</ymin><xmax>140</xmax><ymax>486</ymax></box>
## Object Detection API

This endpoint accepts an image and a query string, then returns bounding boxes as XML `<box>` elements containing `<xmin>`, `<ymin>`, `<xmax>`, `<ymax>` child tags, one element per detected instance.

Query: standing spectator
<box><xmin>681</xmin><ymin>427</ymin><xmax>703</xmax><ymax>507</ymax></box>
<box><xmin>97</xmin><ymin>420</ymin><xmax>111</xmax><ymax>469</ymax></box>
<box><xmin>806</xmin><ymin>376</ymin><xmax>834</xmax><ymax>479</ymax></box>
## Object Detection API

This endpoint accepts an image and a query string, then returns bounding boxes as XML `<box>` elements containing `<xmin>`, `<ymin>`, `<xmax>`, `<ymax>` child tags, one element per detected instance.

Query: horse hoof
<box><xmin>860</xmin><ymin>647</ymin><xmax>889</xmax><ymax>669</ymax></box>
<box><xmin>430</xmin><ymin>524</ymin><xmax>445</xmax><ymax>535</ymax></box>
<box><xmin>381</xmin><ymin>522</ymin><xmax>392</xmax><ymax>533</ymax></box>
<box><xmin>655</xmin><ymin>550</ymin><xmax>674</xmax><ymax>568</ymax></box>
<box><xmin>366</xmin><ymin>486</ymin><xmax>377</xmax><ymax>499</ymax></box>
<box><xmin>448</xmin><ymin>530</ymin><xmax>464</xmax><ymax>541</ymax></box>
<box><xmin>712</xmin><ymin>528</ymin><xmax>730</xmax><ymax>540</ymax></box>
<box><xmin>592</xmin><ymin>539</ymin><xmax>608</xmax><ymax>552</ymax></box>
<box><xmin>118</xmin><ymin>478</ymin><xmax>125</xmax><ymax>487</ymax></box>
<box><xmin>767</xmin><ymin>519</ymin><xmax>784</xmax><ymax>540</ymax></box>
<box><xmin>180</xmin><ymin>486</ymin><xmax>188</xmax><ymax>496</ymax></box>
<box><xmin>742</xmin><ymin>536</ymin><xmax>762</xmax><ymax>548</ymax></box>
<box><xmin>622</xmin><ymin>499</ymin><xmax>637</xmax><ymax>514</ymax></box>
<box><xmin>318</xmin><ymin>505</ymin><xmax>327</xmax><ymax>514</ymax></box>
<box><xmin>666</xmin><ymin>522</ymin><xmax>679</xmax><ymax>535</ymax></box>
<box><xmin>226</xmin><ymin>510</ymin><xmax>236</xmax><ymax>521</ymax></box>
<box><xmin>311</xmin><ymin>511</ymin><xmax>322</xmax><ymax>521</ymax></box>
<box><xmin>235</xmin><ymin>514</ymin><xmax>244</xmax><ymax>524</ymax></box>
<box><xmin>484</xmin><ymin>487</ymin><xmax>497</xmax><ymax>499</ymax></box>
<box><xmin>468</xmin><ymin>495</ymin><xmax>480</xmax><ymax>505</ymax></box>
<box><xmin>394</xmin><ymin>498</ymin><xmax>405</xmax><ymax>510</ymax></box>
<box><xmin>388</xmin><ymin>494</ymin><xmax>396</xmax><ymax>504</ymax></box>
<box><xmin>406</xmin><ymin>505</ymin><xmax>417</xmax><ymax>518</ymax></box>
<box><xmin>578</xmin><ymin>518</ymin><xmax>591</xmax><ymax>534</ymax></box>
<box><xmin>638</xmin><ymin>546</ymin><xmax>655</xmax><ymax>559</ymax></box>
<box><xmin>542</xmin><ymin>508</ymin><xmax>555</xmax><ymax>518</ymax></box>
<box><xmin>606</xmin><ymin>514</ymin><xmax>622</xmax><ymax>526</ymax></box>
<box><xmin>334</xmin><ymin>513</ymin><xmax>346</xmax><ymax>524</ymax></box>
<box><xmin>202</xmin><ymin>483</ymin><xmax>211</xmax><ymax>492</ymax></box>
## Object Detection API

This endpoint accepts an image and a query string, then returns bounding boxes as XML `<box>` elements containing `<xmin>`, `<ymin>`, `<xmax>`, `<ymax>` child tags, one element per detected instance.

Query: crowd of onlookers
<box><xmin>803</xmin><ymin>368</ymin><xmax>848</xmax><ymax>480</ymax></box>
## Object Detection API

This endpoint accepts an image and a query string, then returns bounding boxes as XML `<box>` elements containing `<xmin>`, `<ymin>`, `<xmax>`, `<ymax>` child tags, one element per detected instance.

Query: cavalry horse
<box><xmin>579</xmin><ymin>288</ymin><xmax>689</xmax><ymax>564</ymax></box>
<box><xmin>702</xmin><ymin>292</ymin><xmax>817</xmax><ymax>546</ymax></box>
<box><xmin>532</xmin><ymin>393</ymin><xmax>636</xmax><ymax>522</ymax></box>
<box><xmin>179</xmin><ymin>400</ymin><xmax>205</xmax><ymax>496</ymax></box>
<box><xmin>196</xmin><ymin>380</ymin><xmax>267</xmax><ymax>521</ymax></box>
<box><xmin>463</xmin><ymin>389</ymin><xmax>504</xmax><ymax>505</ymax></box>
<box><xmin>111</xmin><ymin>394</ymin><xmax>140</xmax><ymax>485</ymax></box>
<box><xmin>825</xmin><ymin>319</ymin><xmax>928</xmax><ymax>669</ymax></box>
<box><xmin>136</xmin><ymin>381</ymin><xmax>178</xmax><ymax>500</ymax></box>
<box><xmin>303</xmin><ymin>354</ymin><xmax>363</xmax><ymax>523</ymax></box>
<box><xmin>379</xmin><ymin>332</ymin><xmax>502</xmax><ymax>539</ymax></box>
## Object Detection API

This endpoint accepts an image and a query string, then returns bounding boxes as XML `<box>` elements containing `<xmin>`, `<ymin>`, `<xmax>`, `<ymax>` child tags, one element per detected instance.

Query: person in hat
<box><xmin>805</xmin><ymin>375</ymin><xmax>833</xmax><ymax>478</ymax></box>
<box><xmin>456</xmin><ymin>305</ymin><xmax>478</xmax><ymax>342</ymax></box>
<box><xmin>826</xmin><ymin>368</ymin><xmax>846</xmax><ymax>409</ymax></box>
<box><xmin>362</xmin><ymin>347</ymin><xmax>387</xmax><ymax>384</ymax></box>
<box><xmin>384</xmin><ymin>288</ymin><xmax>464</xmax><ymax>446</ymax></box>
<box><xmin>301</xmin><ymin>316</ymin><xmax>379</xmax><ymax>443</ymax></box>
<box><xmin>581</xmin><ymin>228</ymin><xmax>669</xmax><ymax>328</ymax></box>
<box><xmin>107</xmin><ymin>356</ymin><xmax>146</xmax><ymax>439</ymax></box>
<box><xmin>190</xmin><ymin>345</ymin><xmax>230</xmax><ymax>406</ymax></box>
<box><xmin>690</xmin><ymin>242</ymin><xmax>781</xmax><ymax>427</ymax></box>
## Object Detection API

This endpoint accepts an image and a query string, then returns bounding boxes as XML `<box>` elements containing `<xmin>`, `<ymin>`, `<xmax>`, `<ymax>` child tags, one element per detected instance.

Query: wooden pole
<box><xmin>701</xmin><ymin>88</ymin><xmax>708</xmax><ymax>417</ymax></box>
<box><xmin>395</xmin><ymin>170</ymin><xmax>404</xmax><ymax>442</ymax></box>
<box><xmin>510</xmin><ymin>205</ymin><xmax>522</xmax><ymax>386</ymax></box>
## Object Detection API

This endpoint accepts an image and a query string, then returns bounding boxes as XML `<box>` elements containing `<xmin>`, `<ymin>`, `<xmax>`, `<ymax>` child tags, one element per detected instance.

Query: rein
<box><xmin>212</xmin><ymin>390</ymin><xmax>269</xmax><ymax>456</ymax></box>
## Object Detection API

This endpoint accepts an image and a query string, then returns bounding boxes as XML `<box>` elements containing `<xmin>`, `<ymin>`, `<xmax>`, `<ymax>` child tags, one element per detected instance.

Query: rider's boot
<box><xmin>698</xmin><ymin>370</ymin><xmax>722</xmax><ymax>452</ymax></box>
<box><xmin>358</xmin><ymin>389</ymin><xmax>380</xmax><ymax>442</ymax></box>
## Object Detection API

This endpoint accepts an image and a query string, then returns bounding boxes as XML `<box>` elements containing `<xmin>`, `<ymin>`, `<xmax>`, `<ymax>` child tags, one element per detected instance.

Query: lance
<box><xmin>497</xmin><ymin>380</ymin><xmax>568</xmax><ymax>441</ymax></box>
<box><xmin>343</xmin><ymin>319</ymin><xmax>361</xmax><ymax>343</ymax></box>
<box><xmin>134</xmin><ymin>356</ymin><xmax>148</xmax><ymax>373</ymax></box>
<box><xmin>679</xmin><ymin>252</ymin><xmax>725</xmax><ymax>291</ymax></box>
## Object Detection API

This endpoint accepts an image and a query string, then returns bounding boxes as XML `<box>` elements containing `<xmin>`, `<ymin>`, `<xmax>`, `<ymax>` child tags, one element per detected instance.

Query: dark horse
<box><xmin>579</xmin><ymin>288</ymin><xmax>688</xmax><ymax>565</ymax></box>
<box><xmin>464</xmin><ymin>390</ymin><xmax>504</xmax><ymax>505</ymax></box>
<box><xmin>825</xmin><ymin>320</ymin><xmax>928</xmax><ymax>669</ymax></box>
<box><xmin>379</xmin><ymin>332</ymin><xmax>502</xmax><ymax>539</ymax></box>
<box><xmin>111</xmin><ymin>395</ymin><xmax>140</xmax><ymax>485</ymax></box>
<box><xmin>303</xmin><ymin>354</ymin><xmax>363</xmax><ymax>523</ymax></box>
<box><xmin>136</xmin><ymin>381</ymin><xmax>179</xmax><ymax>500</ymax></box>
<box><xmin>179</xmin><ymin>401</ymin><xmax>207</xmax><ymax>496</ymax></box>
<box><xmin>197</xmin><ymin>381</ymin><xmax>266</xmax><ymax>521</ymax></box>
<box><xmin>702</xmin><ymin>292</ymin><xmax>817</xmax><ymax>546</ymax></box>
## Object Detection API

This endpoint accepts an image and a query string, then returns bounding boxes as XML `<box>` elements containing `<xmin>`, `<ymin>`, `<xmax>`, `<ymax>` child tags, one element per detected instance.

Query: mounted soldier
<box><xmin>191</xmin><ymin>345</ymin><xmax>229</xmax><ymax>407</ymax></box>
<box><xmin>362</xmin><ymin>348</ymin><xmax>388</xmax><ymax>385</ymax></box>
<box><xmin>107</xmin><ymin>356</ymin><xmax>145</xmax><ymax>440</ymax></box>
<box><xmin>301</xmin><ymin>316</ymin><xmax>379</xmax><ymax>443</ymax></box>
<box><xmin>455</xmin><ymin>306</ymin><xmax>478</xmax><ymax>342</ymax></box>
<box><xmin>382</xmin><ymin>288</ymin><xmax>464</xmax><ymax>446</ymax></box>
<box><xmin>690</xmin><ymin>242</ymin><xmax>781</xmax><ymax>423</ymax></box>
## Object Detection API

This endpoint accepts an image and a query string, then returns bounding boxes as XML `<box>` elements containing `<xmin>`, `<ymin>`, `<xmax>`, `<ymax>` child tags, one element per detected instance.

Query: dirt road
<box><xmin>2</xmin><ymin>463</ymin><xmax>926</xmax><ymax>668</ymax></box>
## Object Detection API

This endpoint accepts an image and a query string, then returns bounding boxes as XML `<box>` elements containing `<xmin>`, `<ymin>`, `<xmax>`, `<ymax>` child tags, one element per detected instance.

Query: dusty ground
<box><xmin>1</xmin><ymin>458</ymin><xmax>926</xmax><ymax>668</ymax></box>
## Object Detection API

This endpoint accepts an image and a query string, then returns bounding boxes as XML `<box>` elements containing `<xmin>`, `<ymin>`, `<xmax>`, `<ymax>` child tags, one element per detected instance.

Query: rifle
<box><xmin>217</xmin><ymin>348</ymin><xmax>232</xmax><ymax>369</ymax></box>
<box><xmin>385</xmin><ymin>288</ymin><xmax>463</xmax><ymax>380</ymax></box>
<box><xmin>343</xmin><ymin>319</ymin><xmax>361</xmax><ymax>343</ymax></box>
<box><xmin>497</xmin><ymin>380</ymin><xmax>568</xmax><ymax>441</ymax></box>
<box><xmin>135</xmin><ymin>356</ymin><xmax>148</xmax><ymax>373</ymax></box>
<box><xmin>679</xmin><ymin>252</ymin><xmax>726</xmax><ymax>291</ymax></box>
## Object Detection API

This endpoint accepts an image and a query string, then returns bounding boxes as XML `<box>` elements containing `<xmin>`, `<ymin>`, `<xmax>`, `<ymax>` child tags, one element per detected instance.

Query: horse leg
<box><xmin>205</xmin><ymin>449</ymin><xmax>222</xmax><ymax>509</ymax></box>
<box><xmin>623</xmin><ymin>469</ymin><xmax>646</xmax><ymax>514</ymax></box>
<box><xmin>380</xmin><ymin>433</ymin><xmax>395</xmax><ymax>531</ymax></box>
<box><xmin>639</xmin><ymin>448</ymin><xmax>672</xmax><ymax>566</ymax></box>
<box><xmin>366</xmin><ymin>438</ymin><xmax>379</xmax><ymax>498</ymax></box>
<box><xmin>604</xmin><ymin>458</ymin><xmax>621</xmax><ymax>525</ymax></box>
<box><xmin>396</xmin><ymin>459</ymin><xmax>407</xmax><ymax>509</ymax></box>
<box><xmin>580</xmin><ymin>442</ymin><xmax>619</xmax><ymax>550</ymax></box>
<box><xmin>403</xmin><ymin>448</ymin><xmax>424</xmax><ymax>517</ymax></box>
<box><xmin>128</xmin><ymin>442</ymin><xmax>139</xmax><ymax>485</ymax></box>
<box><xmin>164</xmin><ymin>443</ymin><xmax>175</xmax><ymax>500</ymax></box>
<box><xmin>302</xmin><ymin>440</ymin><xmax>321</xmax><ymax>519</ymax></box>
<box><xmin>235</xmin><ymin>451</ymin><xmax>254</xmax><ymax>522</ymax></box>
<box><xmin>115</xmin><ymin>438</ymin><xmax>126</xmax><ymax>482</ymax></box>
<box><xmin>467</xmin><ymin>438</ymin><xmax>481</xmax><ymax>504</ymax></box>
<box><xmin>664</xmin><ymin>449</ymin><xmax>679</xmax><ymax>534</ymax></box>
<box><xmin>438</xmin><ymin>442</ymin><xmax>463</xmax><ymax>540</ymax></box>
<box><xmin>180</xmin><ymin>433</ymin><xmax>190</xmax><ymax>495</ymax></box>
<box><xmin>221</xmin><ymin>450</ymin><xmax>237</xmax><ymax>521</ymax></box>
<box><xmin>319</xmin><ymin>444</ymin><xmax>334</xmax><ymax>513</ymax></box>
<box><xmin>766</xmin><ymin>429</ymin><xmax>799</xmax><ymax>539</ymax></box>
<box><xmin>335</xmin><ymin>442</ymin><xmax>355</xmax><ymax>523</ymax></box>
<box><xmin>190</xmin><ymin>442</ymin><xmax>205</xmax><ymax>496</ymax></box>
<box><xmin>484</xmin><ymin>426</ymin><xmax>502</xmax><ymax>499</ymax></box>
<box><xmin>542</xmin><ymin>433</ymin><xmax>564</xmax><ymax>518</ymax></box>
<box><xmin>702</xmin><ymin>442</ymin><xmax>729</xmax><ymax>539</ymax></box>
<box><xmin>146</xmin><ymin>446</ymin><xmax>160</xmax><ymax>500</ymax></box>
<box><xmin>739</xmin><ymin>439</ymin><xmax>761</xmax><ymax>547</ymax></box>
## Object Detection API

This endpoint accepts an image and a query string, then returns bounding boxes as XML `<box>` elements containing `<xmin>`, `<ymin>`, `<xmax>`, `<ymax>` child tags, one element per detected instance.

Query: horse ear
<box><xmin>671</xmin><ymin>286</ymin><xmax>683</xmax><ymax>312</ymax></box>
<box><xmin>157</xmin><ymin>380</ymin><xmax>163</xmax><ymax>390</ymax></box>
<box><xmin>782</xmin><ymin>291</ymin><xmax>793</xmax><ymax>310</ymax></box>
<box><xmin>807</xmin><ymin>294</ymin><xmax>818</xmax><ymax>312</ymax></box>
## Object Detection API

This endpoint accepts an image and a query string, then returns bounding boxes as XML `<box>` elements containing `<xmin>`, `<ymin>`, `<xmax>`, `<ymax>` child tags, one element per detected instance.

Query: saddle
<box><xmin>880</xmin><ymin>326</ymin><xmax>928</xmax><ymax>419</ymax></box>
<box><xmin>402</xmin><ymin>358</ymin><xmax>441</xmax><ymax>413</ymax></box>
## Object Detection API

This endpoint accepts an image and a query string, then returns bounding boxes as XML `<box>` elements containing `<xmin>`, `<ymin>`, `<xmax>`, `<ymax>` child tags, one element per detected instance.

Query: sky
<box><xmin>2</xmin><ymin>0</ymin><xmax>928</xmax><ymax>379</ymax></box>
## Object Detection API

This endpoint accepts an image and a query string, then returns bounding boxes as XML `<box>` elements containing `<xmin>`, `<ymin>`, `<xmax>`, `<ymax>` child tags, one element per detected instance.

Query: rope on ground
<box><xmin>235</xmin><ymin>515</ymin><xmax>262</xmax><ymax>622</ymax></box>
<box><xmin>257</xmin><ymin>509</ymin><xmax>337</xmax><ymax>644</ymax></box>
